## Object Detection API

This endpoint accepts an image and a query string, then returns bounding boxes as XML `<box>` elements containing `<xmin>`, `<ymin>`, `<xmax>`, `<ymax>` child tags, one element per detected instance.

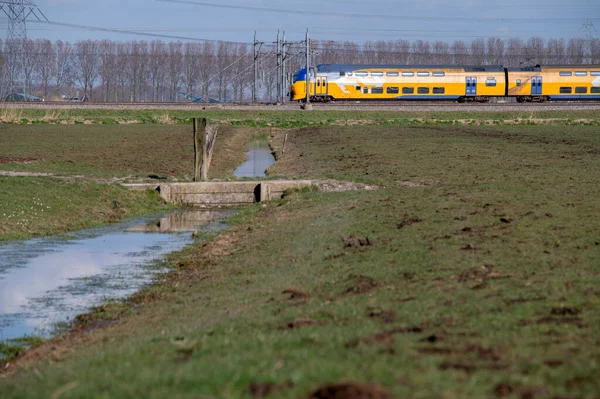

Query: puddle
<box><xmin>234</xmin><ymin>138</ymin><xmax>276</xmax><ymax>178</ymax></box>
<box><xmin>0</xmin><ymin>209</ymin><xmax>230</xmax><ymax>345</ymax></box>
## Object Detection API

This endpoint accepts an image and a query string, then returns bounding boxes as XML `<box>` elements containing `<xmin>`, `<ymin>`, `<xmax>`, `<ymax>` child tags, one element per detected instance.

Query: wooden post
<box><xmin>193</xmin><ymin>118</ymin><xmax>206</xmax><ymax>182</ymax></box>
<box><xmin>193</xmin><ymin>117</ymin><xmax>218</xmax><ymax>182</ymax></box>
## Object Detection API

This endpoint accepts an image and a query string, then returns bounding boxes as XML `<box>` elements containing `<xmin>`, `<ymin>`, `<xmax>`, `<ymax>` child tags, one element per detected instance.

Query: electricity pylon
<box><xmin>0</xmin><ymin>0</ymin><xmax>48</xmax><ymax>98</ymax></box>
<box><xmin>0</xmin><ymin>0</ymin><xmax>48</xmax><ymax>40</ymax></box>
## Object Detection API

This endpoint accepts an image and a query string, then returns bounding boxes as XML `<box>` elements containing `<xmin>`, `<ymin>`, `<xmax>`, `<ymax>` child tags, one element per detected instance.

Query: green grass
<box><xmin>1</xmin><ymin>123</ymin><xmax>598</xmax><ymax>398</ymax></box>
<box><xmin>1</xmin><ymin>108</ymin><xmax>599</xmax><ymax>127</ymax></box>
<box><xmin>0</xmin><ymin>177</ymin><xmax>172</xmax><ymax>241</ymax></box>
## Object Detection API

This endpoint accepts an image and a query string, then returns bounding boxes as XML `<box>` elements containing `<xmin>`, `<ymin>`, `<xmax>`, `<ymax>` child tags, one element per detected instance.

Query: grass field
<box><xmin>0</xmin><ymin>117</ymin><xmax>599</xmax><ymax>398</ymax></box>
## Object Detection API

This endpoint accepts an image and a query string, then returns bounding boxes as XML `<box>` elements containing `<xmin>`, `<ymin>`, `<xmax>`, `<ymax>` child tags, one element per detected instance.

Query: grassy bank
<box><xmin>1</xmin><ymin>123</ymin><xmax>598</xmax><ymax>398</ymax></box>
<box><xmin>0</xmin><ymin>177</ymin><xmax>172</xmax><ymax>241</ymax></box>
<box><xmin>1</xmin><ymin>107</ymin><xmax>599</xmax><ymax>127</ymax></box>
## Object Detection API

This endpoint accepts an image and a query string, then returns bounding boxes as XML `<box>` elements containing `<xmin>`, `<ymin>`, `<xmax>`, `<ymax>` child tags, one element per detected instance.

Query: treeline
<box><xmin>1</xmin><ymin>36</ymin><xmax>598</xmax><ymax>102</ymax></box>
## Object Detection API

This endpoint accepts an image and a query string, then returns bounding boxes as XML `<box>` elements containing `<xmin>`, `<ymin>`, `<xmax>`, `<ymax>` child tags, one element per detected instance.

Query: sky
<box><xmin>0</xmin><ymin>0</ymin><xmax>598</xmax><ymax>45</ymax></box>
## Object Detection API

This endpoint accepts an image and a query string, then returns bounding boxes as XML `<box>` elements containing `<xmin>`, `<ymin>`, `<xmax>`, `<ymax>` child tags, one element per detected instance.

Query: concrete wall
<box><xmin>125</xmin><ymin>180</ymin><xmax>312</xmax><ymax>207</ymax></box>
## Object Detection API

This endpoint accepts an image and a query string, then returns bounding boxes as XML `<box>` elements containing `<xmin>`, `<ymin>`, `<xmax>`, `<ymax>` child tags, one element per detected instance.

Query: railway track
<box><xmin>2</xmin><ymin>100</ymin><xmax>600</xmax><ymax>111</ymax></box>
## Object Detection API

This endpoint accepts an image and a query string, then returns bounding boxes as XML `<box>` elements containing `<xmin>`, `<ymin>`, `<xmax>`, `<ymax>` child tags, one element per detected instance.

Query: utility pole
<box><xmin>581</xmin><ymin>19</ymin><xmax>596</xmax><ymax>64</ymax></box>
<box><xmin>281</xmin><ymin>31</ymin><xmax>287</xmax><ymax>104</ymax></box>
<box><xmin>276</xmin><ymin>30</ymin><xmax>281</xmax><ymax>104</ymax></box>
<box><xmin>305</xmin><ymin>28</ymin><xmax>311</xmax><ymax>107</ymax></box>
<box><xmin>252</xmin><ymin>31</ymin><xmax>263</xmax><ymax>103</ymax></box>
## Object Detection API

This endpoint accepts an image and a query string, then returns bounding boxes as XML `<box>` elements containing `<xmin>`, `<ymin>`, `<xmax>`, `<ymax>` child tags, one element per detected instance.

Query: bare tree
<box><xmin>20</xmin><ymin>39</ymin><xmax>37</xmax><ymax>96</ymax></box>
<box><xmin>114</xmin><ymin>43</ymin><xmax>129</xmax><ymax>101</ymax></box>
<box><xmin>74</xmin><ymin>40</ymin><xmax>100</xmax><ymax>100</ymax></box>
<box><xmin>432</xmin><ymin>41</ymin><xmax>451</xmax><ymax>64</ymax></box>
<box><xmin>506</xmin><ymin>38</ymin><xmax>524</xmax><ymax>67</ymax></box>
<box><xmin>53</xmin><ymin>40</ymin><xmax>73</xmax><ymax>99</ymax></box>
<box><xmin>198</xmin><ymin>42</ymin><xmax>215</xmax><ymax>100</ymax></box>
<box><xmin>98</xmin><ymin>40</ymin><xmax>117</xmax><ymax>102</ymax></box>
<box><xmin>149</xmin><ymin>40</ymin><xmax>167</xmax><ymax>102</ymax></box>
<box><xmin>592</xmin><ymin>38</ymin><xmax>600</xmax><ymax>64</ymax></box>
<box><xmin>546</xmin><ymin>38</ymin><xmax>566</xmax><ymax>64</ymax></box>
<box><xmin>451</xmin><ymin>40</ymin><xmax>469</xmax><ymax>64</ymax></box>
<box><xmin>567</xmin><ymin>38</ymin><xmax>585</xmax><ymax>64</ymax></box>
<box><xmin>391</xmin><ymin>40</ymin><xmax>411</xmax><ymax>64</ymax></box>
<box><xmin>486</xmin><ymin>37</ymin><xmax>505</xmax><ymax>65</ymax></box>
<box><xmin>35</xmin><ymin>39</ymin><xmax>54</xmax><ymax>100</ymax></box>
<box><xmin>166</xmin><ymin>41</ymin><xmax>183</xmax><ymax>101</ymax></box>
<box><xmin>525</xmin><ymin>37</ymin><xmax>544</xmax><ymax>66</ymax></box>
<box><xmin>470</xmin><ymin>38</ymin><xmax>486</xmax><ymax>65</ymax></box>
<box><xmin>411</xmin><ymin>40</ymin><xmax>430</xmax><ymax>63</ymax></box>
<box><xmin>182</xmin><ymin>42</ymin><xmax>201</xmax><ymax>98</ymax></box>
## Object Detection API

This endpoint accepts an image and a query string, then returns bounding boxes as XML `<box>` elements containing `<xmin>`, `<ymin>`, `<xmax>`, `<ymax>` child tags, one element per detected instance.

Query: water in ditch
<box><xmin>233</xmin><ymin>138</ymin><xmax>276</xmax><ymax>178</ymax></box>
<box><xmin>0</xmin><ymin>209</ymin><xmax>230</xmax><ymax>346</ymax></box>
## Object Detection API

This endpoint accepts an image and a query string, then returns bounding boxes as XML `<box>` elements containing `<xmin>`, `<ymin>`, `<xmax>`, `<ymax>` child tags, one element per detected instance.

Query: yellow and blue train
<box><xmin>290</xmin><ymin>64</ymin><xmax>600</xmax><ymax>102</ymax></box>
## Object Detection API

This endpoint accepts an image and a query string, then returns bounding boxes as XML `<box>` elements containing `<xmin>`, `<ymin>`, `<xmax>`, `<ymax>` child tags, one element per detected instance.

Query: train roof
<box><xmin>315</xmin><ymin>64</ymin><xmax>505</xmax><ymax>73</ymax></box>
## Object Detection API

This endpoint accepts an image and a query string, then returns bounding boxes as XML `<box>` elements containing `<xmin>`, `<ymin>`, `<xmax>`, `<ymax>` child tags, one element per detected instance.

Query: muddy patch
<box><xmin>0</xmin><ymin>157</ymin><xmax>41</xmax><ymax>165</ymax></box>
<box><xmin>342</xmin><ymin>236</ymin><xmax>373</xmax><ymax>248</ymax></box>
<box><xmin>279</xmin><ymin>318</ymin><xmax>324</xmax><ymax>330</ymax></box>
<box><xmin>397</xmin><ymin>216</ymin><xmax>423</xmax><ymax>229</ymax></box>
<box><xmin>249</xmin><ymin>381</ymin><xmax>293</xmax><ymax>398</ymax></box>
<box><xmin>344</xmin><ymin>274</ymin><xmax>381</xmax><ymax>295</ymax></box>
<box><xmin>308</xmin><ymin>382</ymin><xmax>389</xmax><ymax>399</ymax></box>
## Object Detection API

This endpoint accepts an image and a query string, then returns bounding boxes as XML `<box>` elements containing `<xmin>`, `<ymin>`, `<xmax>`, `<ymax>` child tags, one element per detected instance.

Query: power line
<box><xmin>155</xmin><ymin>0</ymin><xmax>599</xmax><ymax>23</ymax></box>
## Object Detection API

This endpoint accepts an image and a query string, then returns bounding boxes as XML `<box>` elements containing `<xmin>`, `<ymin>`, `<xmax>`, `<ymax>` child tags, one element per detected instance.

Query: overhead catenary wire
<box><xmin>155</xmin><ymin>0</ymin><xmax>599</xmax><ymax>23</ymax></box>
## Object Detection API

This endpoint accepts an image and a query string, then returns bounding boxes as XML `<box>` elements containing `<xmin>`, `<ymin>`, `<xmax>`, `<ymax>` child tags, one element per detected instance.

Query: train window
<box><xmin>387</xmin><ymin>87</ymin><xmax>399</xmax><ymax>94</ymax></box>
<box><xmin>363</xmin><ymin>88</ymin><xmax>369</xmax><ymax>94</ymax></box>
<box><xmin>371</xmin><ymin>72</ymin><xmax>384</xmax><ymax>77</ymax></box>
<box><xmin>356</xmin><ymin>86</ymin><xmax>361</xmax><ymax>90</ymax></box>
<box><xmin>340</xmin><ymin>72</ymin><xmax>346</xmax><ymax>77</ymax></box>
<box><xmin>560</xmin><ymin>87</ymin><xmax>572</xmax><ymax>94</ymax></box>
<box><xmin>575</xmin><ymin>72</ymin><xmax>587</xmax><ymax>76</ymax></box>
<box><xmin>356</xmin><ymin>72</ymin><xmax>368</xmax><ymax>77</ymax></box>
<box><xmin>516</xmin><ymin>80</ymin><xmax>521</xmax><ymax>86</ymax></box>
<box><xmin>402</xmin><ymin>72</ymin><xmax>415</xmax><ymax>77</ymax></box>
<box><xmin>575</xmin><ymin>87</ymin><xmax>587</xmax><ymax>93</ymax></box>
<box><xmin>372</xmin><ymin>87</ymin><xmax>384</xmax><ymax>94</ymax></box>
<box><xmin>347</xmin><ymin>73</ymin><xmax>353</xmax><ymax>76</ymax></box>
<box><xmin>387</xmin><ymin>72</ymin><xmax>399</xmax><ymax>76</ymax></box>
<box><xmin>486</xmin><ymin>78</ymin><xmax>497</xmax><ymax>87</ymax></box>
<box><xmin>418</xmin><ymin>87</ymin><xmax>430</xmax><ymax>94</ymax></box>
<box><xmin>433</xmin><ymin>87</ymin><xmax>445</xmax><ymax>94</ymax></box>
<box><xmin>417</xmin><ymin>72</ymin><xmax>430</xmax><ymax>77</ymax></box>
<box><xmin>591</xmin><ymin>87</ymin><xmax>600</xmax><ymax>93</ymax></box>
<box><xmin>432</xmin><ymin>72</ymin><xmax>445</xmax><ymax>77</ymax></box>
<box><xmin>559</xmin><ymin>71</ymin><xmax>572</xmax><ymax>76</ymax></box>
<box><xmin>402</xmin><ymin>87</ymin><xmax>415</xmax><ymax>94</ymax></box>
<box><xmin>591</xmin><ymin>72</ymin><xmax>600</xmax><ymax>76</ymax></box>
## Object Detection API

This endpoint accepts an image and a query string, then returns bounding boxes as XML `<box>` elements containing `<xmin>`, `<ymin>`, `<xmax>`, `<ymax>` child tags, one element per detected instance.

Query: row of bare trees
<box><xmin>1</xmin><ymin>36</ymin><xmax>598</xmax><ymax>102</ymax></box>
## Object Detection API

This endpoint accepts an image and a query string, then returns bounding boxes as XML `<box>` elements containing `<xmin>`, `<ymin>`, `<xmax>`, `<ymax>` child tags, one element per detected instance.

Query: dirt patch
<box><xmin>0</xmin><ymin>157</ymin><xmax>41</xmax><ymax>165</ymax></box>
<box><xmin>396</xmin><ymin>216</ymin><xmax>423</xmax><ymax>229</ymax></box>
<box><xmin>344</xmin><ymin>274</ymin><xmax>381</xmax><ymax>295</ymax></box>
<box><xmin>0</xmin><ymin>171</ymin><xmax>54</xmax><ymax>177</ymax></box>
<box><xmin>282</xmin><ymin>288</ymin><xmax>311</xmax><ymax>300</ymax></box>
<box><xmin>536</xmin><ymin>317</ymin><xmax>586</xmax><ymax>328</ymax></box>
<box><xmin>367</xmin><ymin>309</ymin><xmax>396</xmax><ymax>324</ymax></box>
<box><xmin>279</xmin><ymin>318</ymin><xmax>324</xmax><ymax>330</ymax></box>
<box><xmin>249</xmin><ymin>381</ymin><xmax>293</xmax><ymax>398</ymax></box>
<box><xmin>316</xmin><ymin>179</ymin><xmax>380</xmax><ymax>193</ymax></box>
<box><xmin>342</xmin><ymin>236</ymin><xmax>373</xmax><ymax>248</ymax></box>
<box><xmin>347</xmin><ymin>324</ymin><xmax>428</xmax><ymax>349</ymax></box>
<box><xmin>308</xmin><ymin>382</ymin><xmax>389</xmax><ymax>399</ymax></box>
<box><xmin>550</xmin><ymin>306</ymin><xmax>580</xmax><ymax>316</ymax></box>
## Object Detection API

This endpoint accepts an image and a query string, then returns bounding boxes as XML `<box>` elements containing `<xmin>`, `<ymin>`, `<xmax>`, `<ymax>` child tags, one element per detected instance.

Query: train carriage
<box><xmin>508</xmin><ymin>65</ymin><xmax>600</xmax><ymax>102</ymax></box>
<box><xmin>291</xmin><ymin>63</ymin><xmax>600</xmax><ymax>103</ymax></box>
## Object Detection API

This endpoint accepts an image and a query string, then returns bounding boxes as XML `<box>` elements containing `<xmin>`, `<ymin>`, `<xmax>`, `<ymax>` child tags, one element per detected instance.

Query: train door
<box><xmin>316</xmin><ymin>77</ymin><xmax>328</xmax><ymax>97</ymax></box>
<box><xmin>466</xmin><ymin>77</ymin><xmax>477</xmax><ymax>96</ymax></box>
<box><xmin>531</xmin><ymin>76</ymin><xmax>542</xmax><ymax>96</ymax></box>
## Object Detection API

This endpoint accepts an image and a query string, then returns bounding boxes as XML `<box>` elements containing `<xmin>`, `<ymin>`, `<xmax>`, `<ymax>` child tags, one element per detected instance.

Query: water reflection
<box><xmin>0</xmin><ymin>210</ymin><xmax>230</xmax><ymax>342</ymax></box>
<box><xmin>234</xmin><ymin>139</ymin><xmax>276</xmax><ymax>178</ymax></box>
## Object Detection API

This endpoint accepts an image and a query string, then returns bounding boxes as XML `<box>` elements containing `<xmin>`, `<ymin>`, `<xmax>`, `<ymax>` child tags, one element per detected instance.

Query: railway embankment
<box><xmin>1</xmin><ymin>113</ymin><xmax>599</xmax><ymax>398</ymax></box>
